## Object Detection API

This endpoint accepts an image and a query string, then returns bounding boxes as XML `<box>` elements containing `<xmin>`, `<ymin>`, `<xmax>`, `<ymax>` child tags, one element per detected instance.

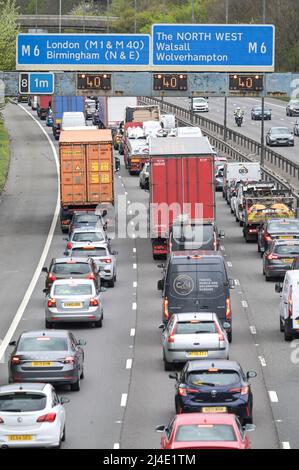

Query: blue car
<box><xmin>169</xmin><ymin>360</ymin><xmax>257</xmax><ymax>425</ymax></box>
<box><xmin>46</xmin><ymin>110</ymin><xmax>53</xmax><ymax>127</ymax></box>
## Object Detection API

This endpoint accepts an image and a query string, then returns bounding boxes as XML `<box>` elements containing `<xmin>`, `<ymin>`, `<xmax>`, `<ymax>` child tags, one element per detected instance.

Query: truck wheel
<box><xmin>239</xmin><ymin>220</ymin><xmax>244</xmax><ymax>227</ymax></box>
<box><xmin>284</xmin><ymin>327</ymin><xmax>293</xmax><ymax>342</ymax></box>
<box><xmin>108</xmin><ymin>278</ymin><xmax>115</xmax><ymax>288</ymax></box>
<box><xmin>45</xmin><ymin>320</ymin><xmax>53</xmax><ymax>329</ymax></box>
<box><xmin>227</xmin><ymin>331</ymin><xmax>232</xmax><ymax>343</ymax></box>
<box><xmin>280</xmin><ymin>318</ymin><xmax>285</xmax><ymax>332</ymax></box>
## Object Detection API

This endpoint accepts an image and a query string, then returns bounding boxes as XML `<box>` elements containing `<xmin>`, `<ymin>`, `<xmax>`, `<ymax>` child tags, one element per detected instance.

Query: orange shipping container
<box><xmin>59</xmin><ymin>129</ymin><xmax>114</xmax><ymax>207</ymax></box>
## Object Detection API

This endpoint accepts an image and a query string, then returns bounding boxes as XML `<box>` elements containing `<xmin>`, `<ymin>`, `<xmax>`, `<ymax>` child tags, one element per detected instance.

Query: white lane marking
<box><xmin>132</xmin><ymin>234</ymin><xmax>136</xmax><ymax>239</ymax></box>
<box><xmin>126</xmin><ymin>359</ymin><xmax>133</xmax><ymax>369</ymax></box>
<box><xmin>120</xmin><ymin>393</ymin><xmax>128</xmax><ymax>407</ymax></box>
<box><xmin>282</xmin><ymin>442</ymin><xmax>291</xmax><ymax>449</ymax></box>
<box><xmin>133</xmin><ymin>248</ymin><xmax>136</xmax><ymax>253</ymax></box>
<box><xmin>125</xmin><ymin>191</ymin><xmax>128</xmax><ymax>195</ymax></box>
<box><xmin>130</xmin><ymin>221</ymin><xmax>134</xmax><ymax>225</ymax></box>
<box><xmin>227</xmin><ymin>261</ymin><xmax>232</xmax><ymax>267</ymax></box>
<box><xmin>269</xmin><ymin>391</ymin><xmax>279</xmax><ymax>403</ymax></box>
<box><xmin>250</xmin><ymin>326</ymin><xmax>257</xmax><ymax>335</ymax></box>
<box><xmin>0</xmin><ymin>105</ymin><xmax>60</xmax><ymax>363</ymax></box>
<box><xmin>133</xmin><ymin>281</ymin><xmax>137</xmax><ymax>288</ymax></box>
<box><xmin>133</xmin><ymin>263</ymin><xmax>137</xmax><ymax>269</ymax></box>
<box><xmin>113</xmin><ymin>443</ymin><xmax>120</xmax><ymax>449</ymax></box>
<box><xmin>249</xmin><ymin>98</ymin><xmax>286</xmax><ymax>110</ymax></box>
<box><xmin>127</xmin><ymin>200</ymin><xmax>131</xmax><ymax>204</ymax></box>
<box><xmin>242</xmin><ymin>300</ymin><xmax>248</xmax><ymax>308</ymax></box>
<box><xmin>130</xmin><ymin>328</ymin><xmax>136</xmax><ymax>336</ymax></box>
<box><xmin>132</xmin><ymin>302</ymin><xmax>137</xmax><ymax>310</ymax></box>
<box><xmin>259</xmin><ymin>356</ymin><xmax>267</xmax><ymax>367</ymax></box>
<box><xmin>129</xmin><ymin>210</ymin><xmax>133</xmax><ymax>215</ymax></box>
<box><xmin>234</xmin><ymin>279</ymin><xmax>240</xmax><ymax>286</ymax></box>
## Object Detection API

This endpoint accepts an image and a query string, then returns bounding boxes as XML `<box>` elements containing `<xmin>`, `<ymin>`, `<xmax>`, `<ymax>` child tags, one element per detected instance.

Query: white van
<box><xmin>176</xmin><ymin>126</ymin><xmax>203</xmax><ymax>137</ymax></box>
<box><xmin>31</xmin><ymin>96</ymin><xmax>38</xmax><ymax>110</ymax></box>
<box><xmin>223</xmin><ymin>162</ymin><xmax>261</xmax><ymax>200</ymax></box>
<box><xmin>61</xmin><ymin>112</ymin><xmax>86</xmax><ymax>129</ymax></box>
<box><xmin>276</xmin><ymin>270</ymin><xmax>299</xmax><ymax>341</ymax></box>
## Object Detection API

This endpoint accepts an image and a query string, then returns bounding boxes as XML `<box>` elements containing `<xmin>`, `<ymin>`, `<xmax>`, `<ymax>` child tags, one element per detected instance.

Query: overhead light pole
<box><xmin>83</xmin><ymin>0</ymin><xmax>86</xmax><ymax>33</ymax></box>
<box><xmin>59</xmin><ymin>0</ymin><xmax>62</xmax><ymax>33</ymax></box>
<box><xmin>261</xmin><ymin>0</ymin><xmax>266</xmax><ymax>167</ymax></box>
<box><xmin>224</xmin><ymin>0</ymin><xmax>229</xmax><ymax>142</ymax></box>
<box><xmin>134</xmin><ymin>0</ymin><xmax>137</xmax><ymax>33</ymax></box>
<box><xmin>191</xmin><ymin>0</ymin><xmax>195</xmax><ymax>23</ymax></box>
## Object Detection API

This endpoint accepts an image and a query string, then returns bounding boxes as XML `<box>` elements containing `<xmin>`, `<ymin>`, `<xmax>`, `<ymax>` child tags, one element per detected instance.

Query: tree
<box><xmin>0</xmin><ymin>0</ymin><xmax>20</xmax><ymax>71</ymax></box>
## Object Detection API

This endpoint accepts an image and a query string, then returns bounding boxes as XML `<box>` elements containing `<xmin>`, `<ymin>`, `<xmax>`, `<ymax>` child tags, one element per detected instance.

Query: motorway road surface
<box><xmin>0</xmin><ymin>101</ymin><xmax>297</xmax><ymax>449</ymax></box>
<box><xmin>165</xmin><ymin>96</ymin><xmax>299</xmax><ymax>166</ymax></box>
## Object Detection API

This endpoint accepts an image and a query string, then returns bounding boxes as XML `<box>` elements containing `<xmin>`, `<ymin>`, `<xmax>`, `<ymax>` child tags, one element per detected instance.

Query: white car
<box><xmin>0</xmin><ymin>383</ymin><xmax>69</xmax><ymax>448</ymax></box>
<box><xmin>191</xmin><ymin>97</ymin><xmax>209</xmax><ymax>112</ymax></box>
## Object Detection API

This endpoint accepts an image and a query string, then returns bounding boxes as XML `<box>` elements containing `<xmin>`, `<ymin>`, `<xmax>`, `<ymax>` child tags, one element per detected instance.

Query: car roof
<box><xmin>174</xmin><ymin>413</ymin><xmax>237</xmax><ymax>425</ymax></box>
<box><xmin>0</xmin><ymin>383</ymin><xmax>47</xmax><ymax>393</ymax></box>
<box><xmin>52</xmin><ymin>279</ymin><xmax>95</xmax><ymax>285</ymax></box>
<box><xmin>70</xmin><ymin>242</ymin><xmax>108</xmax><ymax>248</ymax></box>
<box><xmin>272</xmin><ymin>239</ymin><xmax>299</xmax><ymax>245</ymax></box>
<box><xmin>186</xmin><ymin>360</ymin><xmax>241</xmax><ymax>372</ymax></box>
<box><xmin>174</xmin><ymin>313</ymin><xmax>218</xmax><ymax>322</ymax></box>
<box><xmin>170</xmin><ymin>251</ymin><xmax>223</xmax><ymax>259</ymax></box>
<box><xmin>51</xmin><ymin>257</ymin><xmax>91</xmax><ymax>264</ymax></box>
<box><xmin>267</xmin><ymin>218</ymin><xmax>298</xmax><ymax>223</ymax></box>
<box><xmin>19</xmin><ymin>330</ymin><xmax>70</xmax><ymax>339</ymax></box>
<box><xmin>70</xmin><ymin>227</ymin><xmax>105</xmax><ymax>233</ymax></box>
<box><xmin>72</xmin><ymin>211</ymin><xmax>100</xmax><ymax>216</ymax></box>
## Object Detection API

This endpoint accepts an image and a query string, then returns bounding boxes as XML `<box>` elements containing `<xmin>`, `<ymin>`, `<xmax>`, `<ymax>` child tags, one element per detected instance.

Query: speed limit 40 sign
<box><xmin>19</xmin><ymin>72</ymin><xmax>54</xmax><ymax>94</ymax></box>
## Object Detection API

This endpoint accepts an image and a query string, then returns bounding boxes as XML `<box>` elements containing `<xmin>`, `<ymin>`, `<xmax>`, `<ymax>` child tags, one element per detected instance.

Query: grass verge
<box><xmin>0</xmin><ymin>117</ymin><xmax>10</xmax><ymax>193</ymax></box>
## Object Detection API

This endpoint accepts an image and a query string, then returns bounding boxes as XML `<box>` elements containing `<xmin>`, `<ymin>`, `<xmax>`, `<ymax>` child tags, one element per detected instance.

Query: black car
<box><xmin>258</xmin><ymin>218</ymin><xmax>299</xmax><ymax>256</ymax></box>
<box><xmin>169</xmin><ymin>360</ymin><xmax>257</xmax><ymax>425</ymax></box>
<box><xmin>158</xmin><ymin>251</ymin><xmax>234</xmax><ymax>341</ymax></box>
<box><xmin>8</xmin><ymin>330</ymin><xmax>86</xmax><ymax>391</ymax></box>
<box><xmin>263</xmin><ymin>239</ymin><xmax>299</xmax><ymax>281</ymax></box>
<box><xmin>251</xmin><ymin>105</ymin><xmax>272</xmax><ymax>120</ymax></box>
<box><xmin>42</xmin><ymin>257</ymin><xmax>100</xmax><ymax>293</ymax></box>
<box><xmin>69</xmin><ymin>211</ymin><xmax>107</xmax><ymax>235</ymax></box>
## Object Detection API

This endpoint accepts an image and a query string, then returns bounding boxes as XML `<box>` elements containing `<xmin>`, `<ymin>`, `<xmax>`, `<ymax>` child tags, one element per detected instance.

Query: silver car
<box><xmin>266</xmin><ymin>127</ymin><xmax>294</xmax><ymax>147</ymax></box>
<box><xmin>67</xmin><ymin>242</ymin><xmax>117</xmax><ymax>287</ymax></box>
<box><xmin>159</xmin><ymin>313</ymin><xmax>229</xmax><ymax>371</ymax></box>
<box><xmin>64</xmin><ymin>227</ymin><xmax>108</xmax><ymax>256</ymax></box>
<box><xmin>45</xmin><ymin>279</ymin><xmax>104</xmax><ymax>328</ymax></box>
<box><xmin>8</xmin><ymin>330</ymin><xmax>85</xmax><ymax>391</ymax></box>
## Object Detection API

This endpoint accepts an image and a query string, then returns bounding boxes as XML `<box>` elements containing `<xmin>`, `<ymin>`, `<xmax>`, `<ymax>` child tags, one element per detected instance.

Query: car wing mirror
<box><xmin>219</xmin><ymin>230</ymin><xmax>225</xmax><ymax>239</ymax></box>
<box><xmin>169</xmin><ymin>373</ymin><xmax>178</xmax><ymax>380</ymax></box>
<box><xmin>157</xmin><ymin>279</ymin><xmax>164</xmax><ymax>291</ymax></box>
<box><xmin>43</xmin><ymin>288</ymin><xmax>48</xmax><ymax>294</ymax></box>
<box><xmin>229</xmin><ymin>279</ymin><xmax>235</xmax><ymax>289</ymax></box>
<box><xmin>275</xmin><ymin>282</ymin><xmax>283</xmax><ymax>293</ymax></box>
<box><xmin>78</xmin><ymin>339</ymin><xmax>87</xmax><ymax>346</ymax></box>
<box><xmin>155</xmin><ymin>425</ymin><xmax>166</xmax><ymax>433</ymax></box>
<box><xmin>246</xmin><ymin>371</ymin><xmax>257</xmax><ymax>379</ymax></box>
<box><xmin>9</xmin><ymin>341</ymin><xmax>16</xmax><ymax>347</ymax></box>
<box><xmin>60</xmin><ymin>397</ymin><xmax>70</xmax><ymax>405</ymax></box>
<box><xmin>244</xmin><ymin>424</ymin><xmax>256</xmax><ymax>433</ymax></box>
<box><xmin>158</xmin><ymin>323</ymin><xmax>166</xmax><ymax>330</ymax></box>
<box><xmin>42</xmin><ymin>267</ymin><xmax>48</xmax><ymax>273</ymax></box>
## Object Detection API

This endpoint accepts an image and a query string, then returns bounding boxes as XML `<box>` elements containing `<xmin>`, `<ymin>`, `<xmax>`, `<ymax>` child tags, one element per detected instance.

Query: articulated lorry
<box><xmin>149</xmin><ymin>136</ymin><xmax>215</xmax><ymax>259</ymax></box>
<box><xmin>59</xmin><ymin>129</ymin><xmax>115</xmax><ymax>232</ymax></box>
<box><xmin>52</xmin><ymin>96</ymin><xmax>85</xmax><ymax>140</ymax></box>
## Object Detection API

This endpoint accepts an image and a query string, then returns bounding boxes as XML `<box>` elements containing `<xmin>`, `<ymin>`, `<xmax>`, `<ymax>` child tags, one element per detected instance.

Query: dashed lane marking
<box><xmin>126</xmin><ymin>359</ymin><xmax>133</xmax><ymax>369</ymax></box>
<box><xmin>241</xmin><ymin>300</ymin><xmax>248</xmax><ymax>308</ymax></box>
<box><xmin>120</xmin><ymin>394</ymin><xmax>128</xmax><ymax>407</ymax></box>
<box><xmin>269</xmin><ymin>391</ymin><xmax>279</xmax><ymax>403</ymax></box>
<box><xmin>130</xmin><ymin>329</ymin><xmax>136</xmax><ymax>337</ymax></box>
<box><xmin>250</xmin><ymin>326</ymin><xmax>257</xmax><ymax>335</ymax></box>
<box><xmin>259</xmin><ymin>356</ymin><xmax>267</xmax><ymax>367</ymax></box>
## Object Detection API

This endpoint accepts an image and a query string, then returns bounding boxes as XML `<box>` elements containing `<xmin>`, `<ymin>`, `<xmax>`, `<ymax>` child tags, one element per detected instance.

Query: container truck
<box><xmin>93</xmin><ymin>97</ymin><xmax>137</xmax><ymax>129</ymax></box>
<box><xmin>149</xmin><ymin>136</ymin><xmax>215</xmax><ymax>259</ymax></box>
<box><xmin>222</xmin><ymin>162</ymin><xmax>261</xmax><ymax>201</ymax></box>
<box><xmin>37</xmin><ymin>95</ymin><xmax>51</xmax><ymax>120</ymax></box>
<box><xmin>59</xmin><ymin>129</ymin><xmax>114</xmax><ymax>232</ymax></box>
<box><xmin>52</xmin><ymin>96</ymin><xmax>85</xmax><ymax>140</ymax></box>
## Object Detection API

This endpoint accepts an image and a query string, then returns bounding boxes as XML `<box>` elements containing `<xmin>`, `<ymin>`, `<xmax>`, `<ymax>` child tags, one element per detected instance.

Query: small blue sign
<box><xmin>19</xmin><ymin>72</ymin><xmax>54</xmax><ymax>94</ymax></box>
<box><xmin>17</xmin><ymin>34</ymin><xmax>150</xmax><ymax>70</ymax></box>
<box><xmin>152</xmin><ymin>24</ymin><xmax>275</xmax><ymax>71</ymax></box>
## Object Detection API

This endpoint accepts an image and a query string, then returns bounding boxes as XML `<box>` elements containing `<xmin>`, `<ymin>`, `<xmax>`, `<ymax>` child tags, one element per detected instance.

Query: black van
<box><xmin>169</xmin><ymin>221</ymin><xmax>225</xmax><ymax>253</ymax></box>
<box><xmin>158</xmin><ymin>251</ymin><xmax>234</xmax><ymax>342</ymax></box>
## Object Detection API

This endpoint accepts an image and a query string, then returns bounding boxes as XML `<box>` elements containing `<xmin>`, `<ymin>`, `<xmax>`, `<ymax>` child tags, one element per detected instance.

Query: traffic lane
<box><xmin>165</xmin><ymin>96</ymin><xmax>299</xmax><ymax>165</ymax></box>
<box><xmin>120</xmin><ymin>172</ymin><xmax>279</xmax><ymax>449</ymax></box>
<box><xmin>0</xmin><ymin>103</ymin><xmax>57</xmax><ymax>341</ymax></box>
<box><xmin>216</xmin><ymin>193</ymin><xmax>298</xmax><ymax>448</ymax></box>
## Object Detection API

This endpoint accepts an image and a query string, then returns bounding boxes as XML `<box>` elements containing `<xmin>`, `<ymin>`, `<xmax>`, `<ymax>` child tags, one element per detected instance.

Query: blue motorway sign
<box><xmin>152</xmin><ymin>24</ymin><xmax>275</xmax><ymax>72</ymax></box>
<box><xmin>16</xmin><ymin>34</ymin><xmax>150</xmax><ymax>71</ymax></box>
<box><xmin>19</xmin><ymin>72</ymin><xmax>54</xmax><ymax>94</ymax></box>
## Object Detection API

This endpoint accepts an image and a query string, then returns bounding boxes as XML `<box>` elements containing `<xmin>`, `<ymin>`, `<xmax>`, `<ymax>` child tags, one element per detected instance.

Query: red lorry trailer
<box><xmin>149</xmin><ymin>136</ymin><xmax>215</xmax><ymax>259</ymax></box>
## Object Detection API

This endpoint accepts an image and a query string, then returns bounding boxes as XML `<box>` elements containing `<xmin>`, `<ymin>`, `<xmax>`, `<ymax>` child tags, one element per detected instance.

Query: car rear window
<box><xmin>274</xmin><ymin>244</ymin><xmax>299</xmax><ymax>255</ymax></box>
<box><xmin>269</xmin><ymin>220</ymin><xmax>299</xmax><ymax>232</ymax></box>
<box><xmin>73</xmin><ymin>214</ymin><xmax>100</xmax><ymax>224</ymax></box>
<box><xmin>52</xmin><ymin>263</ymin><xmax>90</xmax><ymax>275</ymax></box>
<box><xmin>0</xmin><ymin>393</ymin><xmax>47</xmax><ymax>412</ymax></box>
<box><xmin>72</xmin><ymin>232</ymin><xmax>104</xmax><ymax>242</ymax></box>
<box><xmin>53</xmin><ymin>284</ymin><xmax>93</xmax><ymax>296</ymax></box>
<box><xmin>168</xmin><ymin>268</ymin><xmax>226</xmax><ymax>300</ymax></box>
<box><xmin>18</xmin><ymin>337</ymin><xmax>68</xmax><ymax>352</ymax></box>
<box><xmin>187</xmin><ymin>371</ymin><xmax>240</xmax><ymax>387</ymax></box>
<box><xmin>71</xmin><ymin>248</ymin><xmax>107</xmax><ymax>257</ymax></box>
<box><xmin>175</xmin><ymin>424</ymin><xmax>237</xmax><ymax>442</ymax></box>
<box><xmin>171</xmin><ymin>226</ymin><xmax>215</xmax><ymax>251</ymax></box>
<box><xmin>176</xmin><ymin>321</ymin><xmax>217</xmax><ymax>334</ymax></box>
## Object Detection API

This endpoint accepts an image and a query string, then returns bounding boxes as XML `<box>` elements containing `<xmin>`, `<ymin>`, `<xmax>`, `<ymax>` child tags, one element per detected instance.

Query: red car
<box><xmin>156</xmin><ymin>413</ymin><xmax>255</xmax><ymax>450</ymax></box>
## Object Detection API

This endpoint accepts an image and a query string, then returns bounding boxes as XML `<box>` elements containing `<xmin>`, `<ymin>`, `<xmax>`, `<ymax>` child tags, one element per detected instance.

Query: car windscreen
<box><xmin>268</xmin><ymin>220</ymin><xmax>299</xmax><ymax>232</ymax></box>
<box><xmin>175</xmin><ymin>424</ymin><xmax>237</xmax><ymax>442</ymax></box>
<box><xmin>73</xmin><ymin>214</ymin><xmax>100</xmax><ymax>224</ymax></box>
<box><xmin>72</xmin><ymin>232</ymin><xmax>105</xmax><ymax>242</ymax></box>
<box><xmin>168</xmin><ymin>266</ymin><xmax>226</xmax><ymax>300</ymax></box>
<box><xmin>274</xmin><ymin>244</ymin><xmax>299</xmax><ymax>255</ymax></box>
<box><xmin>18</xmin><ymin>337</ymin><xmax>68</xmax><ymax>352</ymax></box>
<box><xmin>176</xmin><ymin>321</ymin><xmax>217</xmax><ymax>334</ymax></box>
<box><xmin>52</xmin><ymin>263</ymin><xmax>90</xmax><ymax>275</ymax></box>
<box><xmin>71</xmin><ymin>248</ymin><xmax>108</xmax><ymax>257</ymax></box>
<box><xmin>0</xmin><ymin>393</ymin><xmax>47</xmax><ymax>412</ymax></box>
<box><xmin>53</xmin><ymin>284</ymin><xmax>92</xmax><ymax>296</ymax></box>
<box><xmin>171</xmin><ymin>226</ymin><xmax>214</xmax><ymax>251</ymax></box>
<box><xmin>187</xmin><ymin>371</ymin><xmax>240</xmax><ymax>387</ymax></box>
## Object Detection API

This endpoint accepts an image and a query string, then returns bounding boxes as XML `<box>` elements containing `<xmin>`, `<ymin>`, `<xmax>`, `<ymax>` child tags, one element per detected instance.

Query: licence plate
<box><xmin>188</xmin><ymin>351</ymin><xmax>208</xmax><ymax>358</ymax></box>
<box><xmin>31</xmin><ymin>362</ymin><xmax>53</xmax><ymax>367</ymax></box>
<box><xmin>63</xmin><ymin>302</ymin><xmax>82</xmax><ymax>308</ymax></box>
<box><xmin>8</xmin><ymin>435</ymin><xmax>33</xmax><ymax>441</ymax></box>
<box><xmin>279</xmin><ymin>236</ymin><xmax>293</xmax><ymax>239</ymax></box>
<box><xmin>131</xmin><ymin>159</ymin><xmax>140</xmax><ymax>163</ymax></box>
<box><xmin>202</xmin><ymin>407</ymin><xmax>227</xmax><ymax>413</ymax></box>
<box><xmin>296</xmin><ymin>320</ymin><xmax>299</xmax><ymax>326</ymax></box>
<box><xmin>283</xmin><ymin>259</ymin><xmax>293</xmax><ymax>263</ymax></box>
